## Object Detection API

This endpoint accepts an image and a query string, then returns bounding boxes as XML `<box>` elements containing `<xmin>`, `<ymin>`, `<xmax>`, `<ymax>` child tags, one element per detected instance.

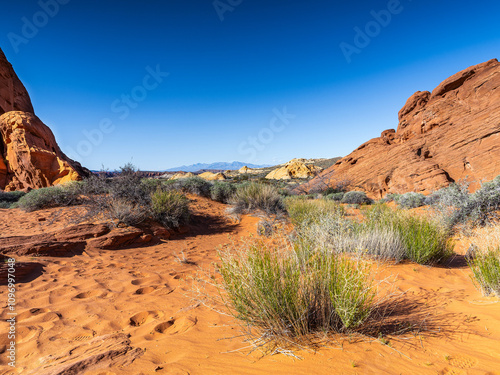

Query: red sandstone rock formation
<box><xmin>306</xmin><ymin>59</ymin><xmax>500</xmax><ymax>198</ymax></box>
<box><xmin>0</xmin><ymin>48</ymin><xmax>89</xmax><ymax>191</ymax></box>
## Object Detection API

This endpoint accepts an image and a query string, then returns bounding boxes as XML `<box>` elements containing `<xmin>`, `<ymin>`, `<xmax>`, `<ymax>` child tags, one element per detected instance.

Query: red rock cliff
<box><xmin>305</xmin><ymin>59</ymin><xmax>500</xmax><ymax>198</ymax></box>
<box><xmin>0</xmin><ymin>48</ymin><xmax>89</xmax><ymax>191</ymax></box>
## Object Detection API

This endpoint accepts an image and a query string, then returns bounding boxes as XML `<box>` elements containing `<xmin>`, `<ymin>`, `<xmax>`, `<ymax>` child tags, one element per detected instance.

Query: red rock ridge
<box><xmin>0</xmin><ymin>48</ymin><xmax>89</xmax><ymax>190</ymax></box>
<box><xmin>305</xmin><ymin>59</ymin><xmax>500</xmax><ymax>198</ymax></box>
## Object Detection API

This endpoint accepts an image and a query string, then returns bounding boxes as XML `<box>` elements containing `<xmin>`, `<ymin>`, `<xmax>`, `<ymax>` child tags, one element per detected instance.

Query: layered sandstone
<box><xmin>0</xmin><ymin>48</ymin><xmax>89</xmax><ymax>191</ymax></box>
<box><xmin>306</xmin><ymin>59</ymin><xmax>500</xmax><ymax>197</ymax></box>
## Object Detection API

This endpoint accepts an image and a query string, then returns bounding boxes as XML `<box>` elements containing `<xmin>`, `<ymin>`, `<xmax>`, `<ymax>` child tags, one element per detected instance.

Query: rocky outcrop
<box><xmin>170</xmin><ymin>172</ymin><xmax>195</xmax><ymax>180</ymax></box>
<box><xmin>266</xmin><ymin>158</ymin><xmax>323</xmax><ymax>180</ymax></box>
<box><xmin>0</xmin><ymin>48</ymin><xmax>89</xmax><ymax>191</ymax></box>
<box><xmin>306</xmin><ymin>59</ymin><xmax>500</xmax><ymax>197</ymax></box>
<box><xmin>0</xmin><ymin>223</ymin><xmax>156</xmax><ymax>257</ymax></box>
<box><xmin>198</xmin><ymin>171</ymin><xmax>226</xmax><ymax>181</ymax></box>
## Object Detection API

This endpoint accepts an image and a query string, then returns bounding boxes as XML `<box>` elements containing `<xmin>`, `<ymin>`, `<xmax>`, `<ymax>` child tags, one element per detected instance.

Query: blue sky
<box><xmin>1</xmin><ymin>0</ymin><xmax>500</xmax><ymax>170</ymax></box>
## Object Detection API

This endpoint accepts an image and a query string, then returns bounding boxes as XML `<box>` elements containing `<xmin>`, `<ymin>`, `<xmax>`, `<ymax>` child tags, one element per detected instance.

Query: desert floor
<box><xmin>1</xmin><ymin>197</ymin><xmax>500</xmax><ymax>375</ymax></box>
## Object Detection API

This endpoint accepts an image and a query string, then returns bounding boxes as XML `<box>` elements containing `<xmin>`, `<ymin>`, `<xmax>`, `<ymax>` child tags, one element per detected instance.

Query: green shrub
<box><xmin>397</xmin><ymin>192</ymin><xmax>426</xmax><ymax>209</ymax></box>
<box><xmin>429</xmin><ymin>177</ymin><xmax>500</xmax><ymax>227</ymax></box>
<box><xmin>395</xmin><ymin>215</ymin><xmax>453</xmax><ymax>264</ymax></box>
<box><xmin>0</xmin><ymin>190</ymin><xmax>26</xmax><ymax>209</ymax></box>
<box><xmin>325</xmin><ymin>192</ymin><xmax>344</xmax><ymax>201</ymax></box>
<box><xmin>0</xmin><ymin>191</ymin><xmax>26</xmax><ymax>203</ymax></box>
<box><xmin>364</xmin><ymin>207</ymin><xmax>453</xmax><ymax>264</ymax></box>
<box><xmin>79</xmin><ymin>165</ymin><xmax>190</xmax><ymax>228</ymax></box>
<box><xmin>384</xmin><ymin>193</ymin><xmax>401</xmax><ymax>203</ymax></box>
<box><xmin>298</xmin><ymin>204</ymin><xmax>405</xmax><ymax>262</ymax></box>
<box><xmin>285</xmin><ymin>197</ymin><xmax>344</xmax><ymax>228</ymax></box>
<box><xmin>230</xmin><ymin>183</ymin><xmax>285</xmax><ymax>215</ymax></box>
<box><xmin>217</xmin><ymin>236</ymin><xmax>376</xmax><ymax>339</ymax></box>
<box><xmin>341</xmin><ymin>191</ymin><xmax>372</xmax><ymax>205</ymax></box>
<box><xmin>0</xmin><ymin>201</ymin><xmax>12</xmax><ymax>209</ymax></box>
<box><xmin>468</xmin><ymin>248</ymin><xmax>500</xmax><ymax>297</ymax></box>
<box><xmin>150</xmin><ymin>190</ymin><xmax>190</xmax><ymax>228</ymax></box>
<box><xmin>178</xmin><ymin>177</ymin><xmax>212</xmax><ymax>197</ymax></box>
<box><xmin>17</xmin><ymin>185</ymin><xmax>80</xmax><ymax>212</ymax></box>
<box><xmin>210</xmin><ymin>182</ymin><xmax>236</xmax><ymax>203</ymax></box>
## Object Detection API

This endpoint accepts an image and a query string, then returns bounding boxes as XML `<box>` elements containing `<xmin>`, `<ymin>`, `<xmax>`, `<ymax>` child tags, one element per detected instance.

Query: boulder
<box><xmin>170</xmin><ymin>172</ymin><xmax>195</xmax><ymax>180</ymax></box>
<box><xmin>266</xmin><ymin>159</ymin><xmax>323</xmax><ymax>180</ymax></box>
<box><xmin>198</xmin><ymin>171</ymin><xmax>226</xmax><ymax>180</ymax></box>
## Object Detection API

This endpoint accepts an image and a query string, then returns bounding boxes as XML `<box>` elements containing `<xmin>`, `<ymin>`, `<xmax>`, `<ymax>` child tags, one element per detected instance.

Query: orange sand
<box><xmin>1</xmin><ymin>197</ymin><xmax>500</xmax><ymax>374</ymax></box>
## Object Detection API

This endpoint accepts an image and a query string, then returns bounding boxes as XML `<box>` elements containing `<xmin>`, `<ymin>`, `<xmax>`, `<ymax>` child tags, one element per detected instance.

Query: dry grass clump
<box><xmin>150</xmin><ymin>190</ymin><xmax>190</xmax><ymax>228</ymax></box>
<box><xmin>285</xmin><ymin>198</ymin><xmax>453</xmax><ymax>265</ymax></box>
<box><xmin>466</xmin><ymin>224</ymin><xmax>500</xmax><ymax>297</ymax></box>
<box><xmin>284</xmin><ymin>197</ymin><xmax>344</xmax><ymax>227</ymax></box>
<box><xmin>217</xmin><ymin>235</ymin><xmax>377</xmax><ymax>341</ymax></box>
<box><xmin>468</xmin><ymin>247</ymin><xmax>500</xmax><ymax>297</ymax></box>
<box><xmin>229</xmin><ymin>182</ymin><xmax>286</xmax><ymax>216</ymax></box>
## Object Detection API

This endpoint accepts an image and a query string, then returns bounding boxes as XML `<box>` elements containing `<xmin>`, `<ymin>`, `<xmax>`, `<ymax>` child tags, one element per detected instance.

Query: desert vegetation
<box><xmin>217</xmin><ymin>234</ymin><xmax>377</xmax><ymax>342</ymax></box>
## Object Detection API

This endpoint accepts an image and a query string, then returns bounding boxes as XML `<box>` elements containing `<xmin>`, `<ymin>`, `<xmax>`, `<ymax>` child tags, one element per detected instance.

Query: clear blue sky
<box><xmin>1</xmin><ymin>0</ymin><xmax>500</xmax><ymax>170</ymax></box>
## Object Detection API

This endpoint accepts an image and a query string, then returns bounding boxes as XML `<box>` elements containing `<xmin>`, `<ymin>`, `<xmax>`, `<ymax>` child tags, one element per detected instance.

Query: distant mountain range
<box><xmin>165</xmin><ymin>161</ymin><xmax>271</xmax><ymax>172</ymax></box>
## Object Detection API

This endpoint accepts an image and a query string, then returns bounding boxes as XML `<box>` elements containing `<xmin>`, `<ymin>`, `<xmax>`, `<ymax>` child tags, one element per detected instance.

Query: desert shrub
<box><xmin>0</xmin><ymin>201</ymin><xmax>11</xmax><ymax>209</ymax></box>
<box><xmin>297</xmin><ymin>206</ymin><xmax>405</xmax><ymax>262</ymax></box>
<box><xmin>395</xmin><ymin>215</ymin><xmax>453</xmax><ymax>264</ymax></box>
<box><xmin>430</xmin><ymin>177</ymin><xmax>500</xmax><ymax>227</ymax></box>
<box><xmin>79</xmin><ymin>165</ymin><xmax>190</xmax><ymax>228</ymax></box>
<box><xmin>230</xmin><ymin>183</ymin><xmax>286</xmax><ymax>215</ymax></box>
<box><xmin>285</xmin><ymin>197</ymin><xmax>345</xmax><ymax>228</ymax></box>
<box><xmin>384</xmin><ymin>193</ymin><xmax>401</xmax><ymax>203</ymax></box>
<box><xmin>141</xmin><ymin>178</ymin><xmax>162</xmax><ymax>193</ymax></box>
<box><xmin>17</xmin><ymin>185</ymin><xmax>80</xmax><ymax>212</ymax></box>
<box><xmin>364</xmin><ymin>207</ymin><xmax>453</xmax><ymax>264</ymax></box>
<box><xmin>150</xmin><ymin>190</ymin><xmax>190</xmax><ymax>228</ymax></box>
<box><xmin>341</xmin><ymin>191</ymin><xmax>372</xmax><ymax>205</ymax></box>
<box><xmin>210</xmin><ymin>182</ymin><xmax>236</xmax><ymax>203</ymax></box>
<box><xmin>0</xmin><ymin>191</ymin><xmax>26</xmax><ymax>202</ymax></box>
<box><xmin>106</xmin><ymin>198</ymin><xmax>148</xmax><ymax>226</ymax></box>
<box><xmin>217</xmin><ymin>236</ymin><xmax>376</xmax><ymax>339</ymax></box>
<box><xmin>0</xmin><ymin>191</ymin><xmax>26</xmax><ymax>208</ymax></box>
<box><xmin>257</xmin><ymin>219</ymin><xmax>275</xmax><ymax>237</ymax></box>
<box><xmin>468</xmin><ymin>247</ymin><xmax>500</xmax><ymax>297</ymax></box>
<box><xmin>325</xmin><ymin>192</ymin><xmax>344</xmax><ymax>201</ymax></box>
<box><xmin>178</xmin><ymin>177</ymin><xmax>212</xmax><ymax>197</ymax></box>
<box><xmin>322</xmin><ymin>186</ymin><xmax>345</xmax><ymax>195</ymax></box>
<box><xmin>397</xmin><ymin>192</ymin><xmax>426</xmax><ymax>209</ymax></box>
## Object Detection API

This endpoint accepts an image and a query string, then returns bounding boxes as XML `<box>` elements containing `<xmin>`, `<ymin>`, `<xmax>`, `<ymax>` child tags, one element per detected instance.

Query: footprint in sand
<box><xmin>152</xmin><ymin>316</ymin><xmax>197</xmax><ymax>335</ymax></box>
<box><xmin>74</xmin><ymin>290</ymin><xmax>101</xmax><ymax>299</ymax></box>
<box><xmin>439</xmin><ymin>368</ymin><xmax>466</xmax><ymax>375</ymax></box>
<box><xmin>17</xmin><ymin>326</ymin><xmax>39</xmax><ymax>343</ymax></box>
<box><xmin>129</xmin><ymin>311</ymin><xmax>163</xmax><ymax>326</ymax></box>
<box><xmin>135</xmin><ymin>286</ymin><xmax>156</xmax><ymax>295</ymax></box>
<box><xmin>449</xmin><ymin>356</ymin><xmax>477</xmax><ymax>369</ymax></box>
<box><xmin>131</xmin><ymin>278</ymin><xmax>149</xmax><ymax>285</ymax></box>
<box><xmin>17</xmin><ymin>308</ymin><xmax>49</xmax><ymax>321</ymax></box>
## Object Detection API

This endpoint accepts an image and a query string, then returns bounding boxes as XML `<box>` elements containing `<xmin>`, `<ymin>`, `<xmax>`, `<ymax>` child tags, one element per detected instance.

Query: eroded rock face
<box><xmin>266</xmin><ymin>159</ymin><xmax>323</xmax><ymax>180</ymax></box>
<box><xmin>306</xmin><ymin>59</ymin><xmax>500</xmax><ymax>197</ymax></box>
<box><xmin>198</xmin><ymin>171</ymin><xmax>226</xmax><ymax>181</ymax></box>
<box><xmin>0</xmin><ymin>48</ymin><xmax>89</xmax><ymax>190</ymax></box>
<box><xmin>0</xmin><ymin>49</ymin><xmax>34</xmax><ymax>115</ymax></box>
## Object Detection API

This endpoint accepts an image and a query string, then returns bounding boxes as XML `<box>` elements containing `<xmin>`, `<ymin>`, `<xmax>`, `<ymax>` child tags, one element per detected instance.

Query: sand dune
<box><xmin>1</xmin><ymin>197</ymin><xmax>500</xmax><ymax>374</ymax></box>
